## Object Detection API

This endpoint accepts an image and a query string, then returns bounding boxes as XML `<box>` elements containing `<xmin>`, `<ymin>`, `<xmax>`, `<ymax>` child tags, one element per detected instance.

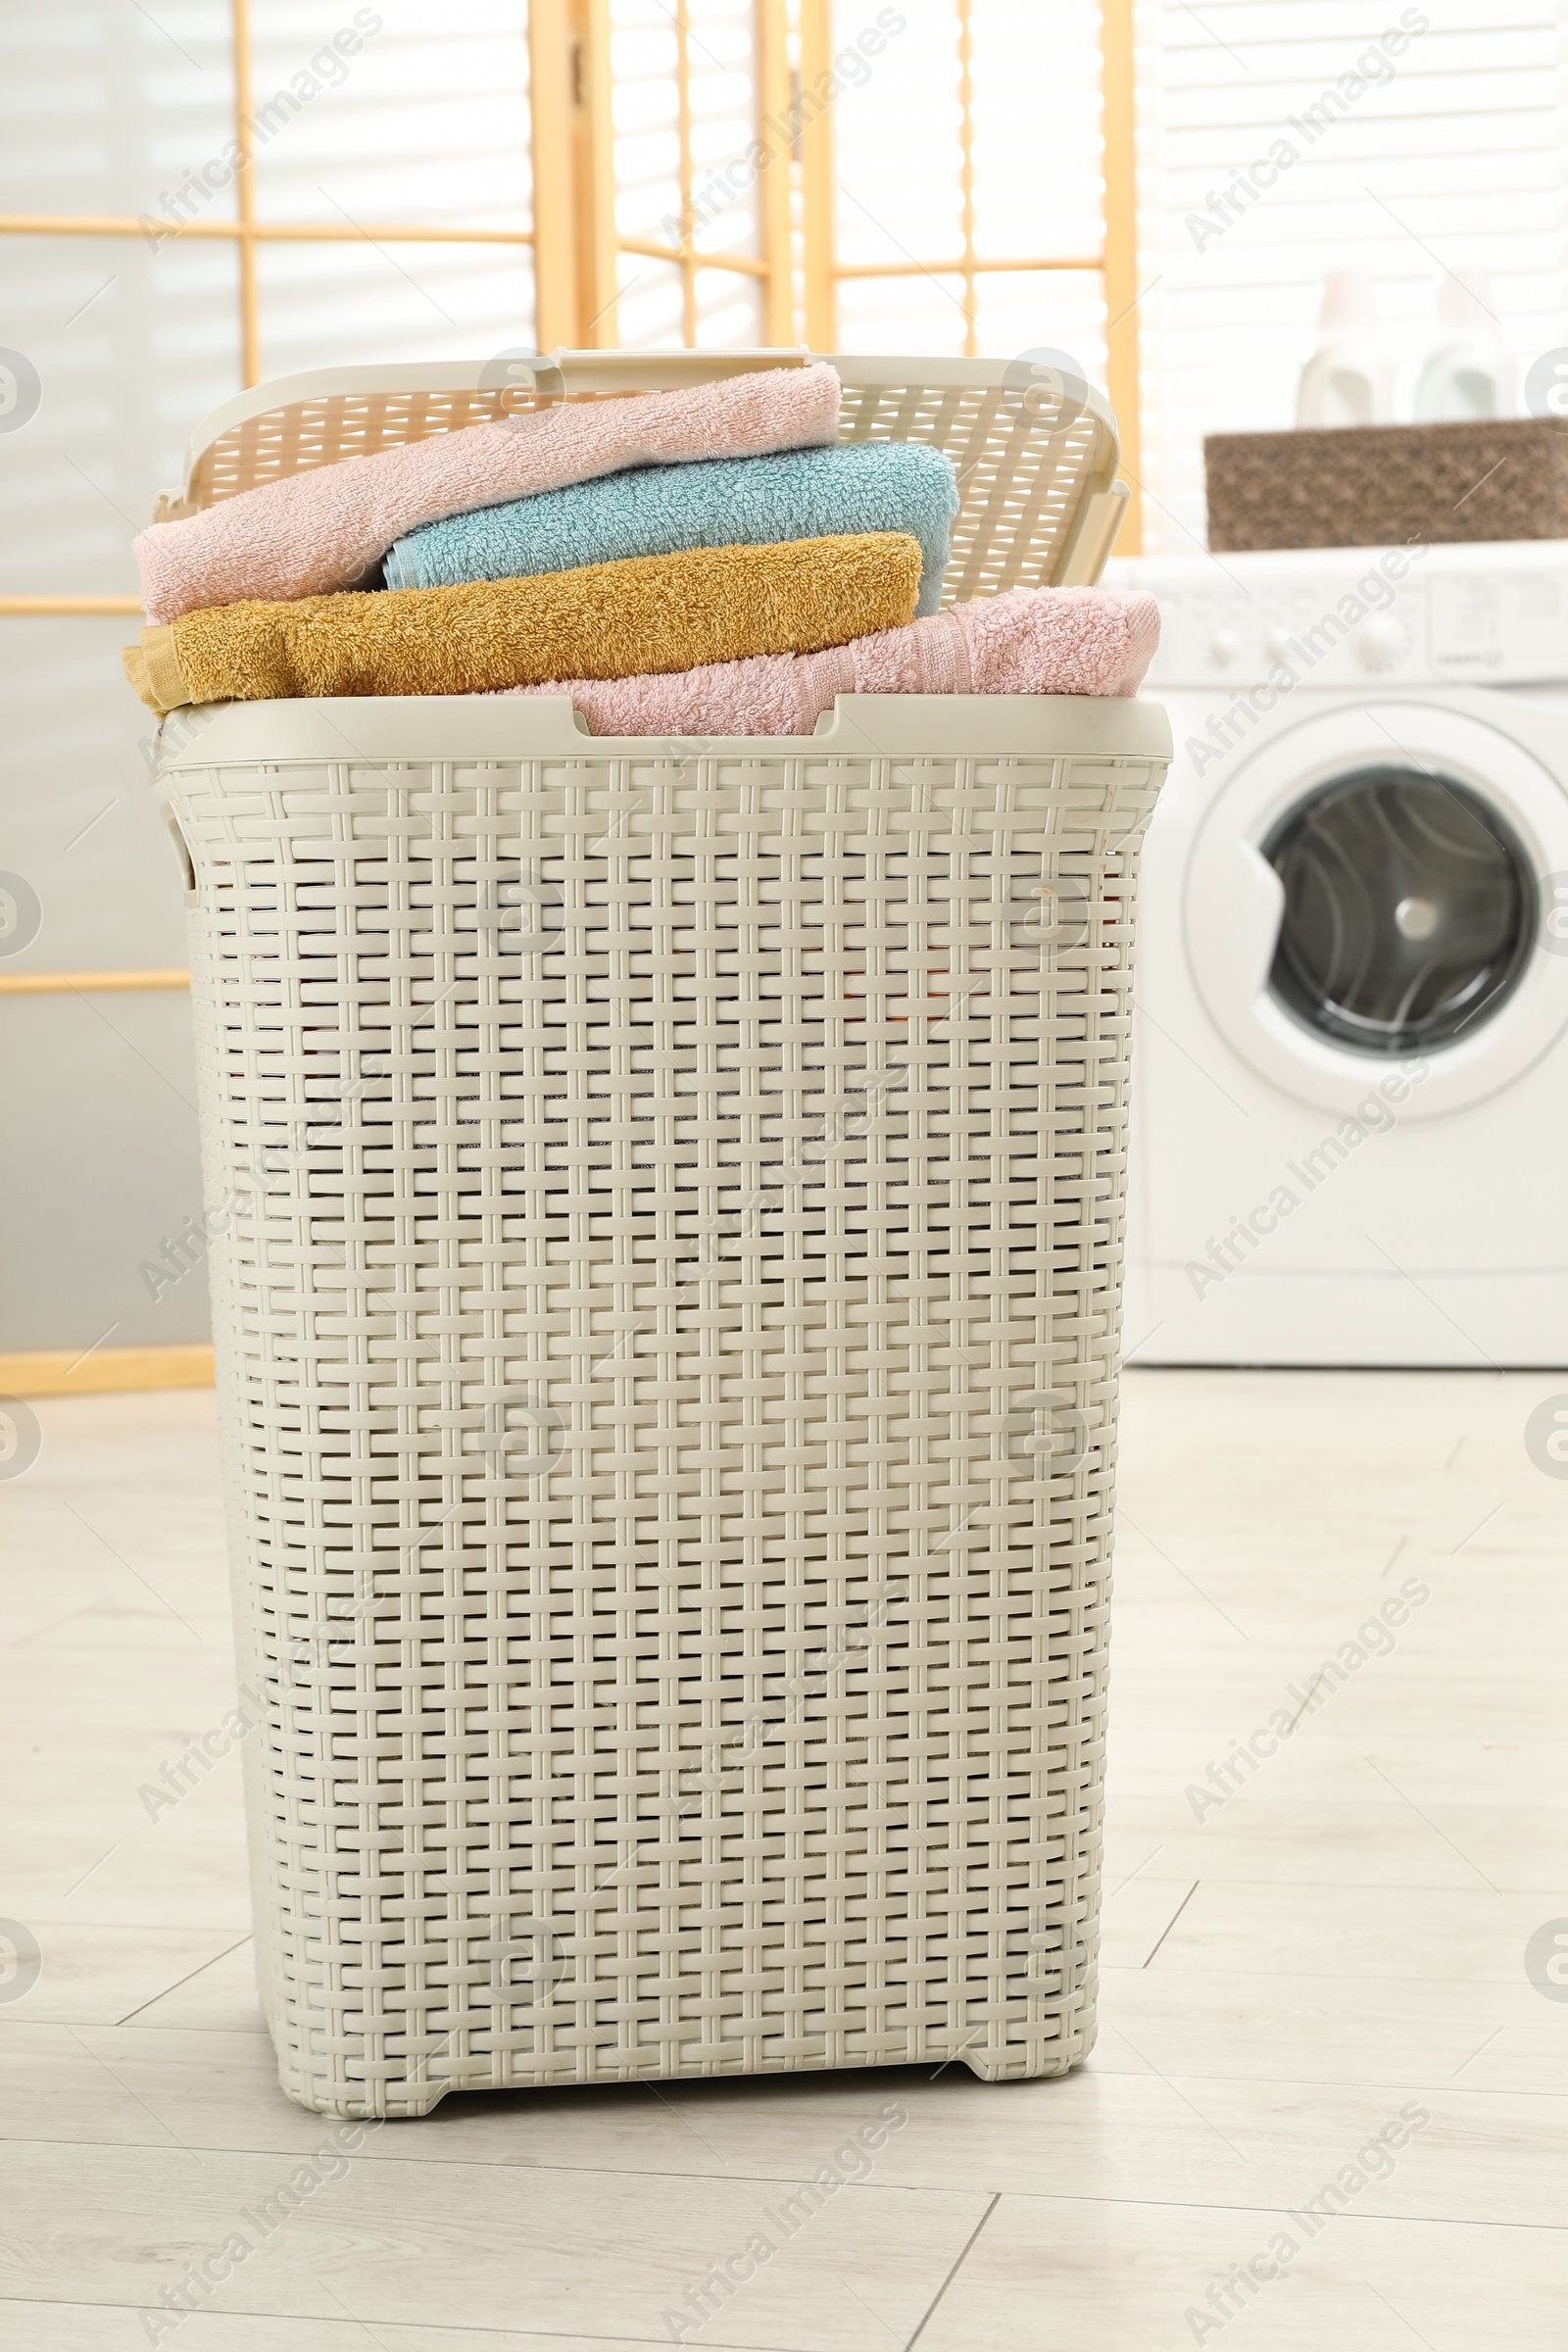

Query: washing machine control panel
<box><xmin>1427</xmin><ymin>567</ymin><xmax>1568</xmax><ymax>678</ymax></box>
<box><xmin>1108</xmin><ymin>546</ymin><xmax>1568</xmax><ymax>690</ymax></box>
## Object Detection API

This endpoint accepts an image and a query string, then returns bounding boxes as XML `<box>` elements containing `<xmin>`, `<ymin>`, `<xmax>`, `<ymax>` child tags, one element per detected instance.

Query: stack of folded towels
<box><xmin>124</xmin><ymin>362</ymin><xmax>1157</xmax><ymax>733</ymax></box>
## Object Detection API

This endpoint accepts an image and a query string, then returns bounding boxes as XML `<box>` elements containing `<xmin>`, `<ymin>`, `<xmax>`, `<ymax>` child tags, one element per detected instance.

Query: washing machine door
<box><xmin>1184</xmin><ymin>702</ymin><xmax>1568</xmax><ymax>1118</ymax></box>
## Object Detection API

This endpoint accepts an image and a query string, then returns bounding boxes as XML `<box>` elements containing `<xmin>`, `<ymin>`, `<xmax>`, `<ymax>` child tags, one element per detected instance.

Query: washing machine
<box><xmin>1106</xmin><ymin>540</ymin><xmax>1568</xmax><ymax>1366</ymax></box>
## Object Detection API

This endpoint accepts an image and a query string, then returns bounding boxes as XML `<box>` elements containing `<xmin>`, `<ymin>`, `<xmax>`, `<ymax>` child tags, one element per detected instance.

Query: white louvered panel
<box><xmin>1137</xmin><ymin>0</ymin><xmax>1568</xmax><ymax>549</ymax></box>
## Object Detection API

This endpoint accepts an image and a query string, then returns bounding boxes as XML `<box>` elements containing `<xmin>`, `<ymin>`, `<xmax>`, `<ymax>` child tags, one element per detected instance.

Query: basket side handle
<box><xmin>147</xmin><ymin>761</ymin><xmax>197</xmax><ymax>899</ymax></box>
<box><xmin>1055</xmin><ymin>482</ymin><xmax>1132</xmax><ymax>587</ymax></box>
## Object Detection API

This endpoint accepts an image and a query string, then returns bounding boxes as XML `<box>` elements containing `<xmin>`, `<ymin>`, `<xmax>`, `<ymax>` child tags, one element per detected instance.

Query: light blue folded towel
<box><xmin>382</xmin><ymin>440</ymin><xmax>959</xmax><ymax>616</ymax></box>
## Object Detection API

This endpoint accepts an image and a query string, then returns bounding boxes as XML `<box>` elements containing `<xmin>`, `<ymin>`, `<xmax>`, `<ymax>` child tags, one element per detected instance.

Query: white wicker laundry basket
<box><xmin>151</xmin><ymin>351</ymin><xmax>1169</xmax><ymax>2118</ymax></box>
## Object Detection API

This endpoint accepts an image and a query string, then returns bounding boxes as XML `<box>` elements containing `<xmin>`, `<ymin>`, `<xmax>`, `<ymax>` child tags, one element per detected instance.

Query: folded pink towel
<box><xmin>136</xmin><ymin>363</ymin><xmax>843</xmax><ymax>624</ymax></box>
<box><xmin>509</xmin><ymin>585</ymin><xmax>1159</xmax><ymax>734</ymax></box>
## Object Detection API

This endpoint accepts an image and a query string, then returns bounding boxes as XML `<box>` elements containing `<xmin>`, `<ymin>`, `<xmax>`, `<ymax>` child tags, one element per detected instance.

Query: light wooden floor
<box><xmin>2</xmin><ymin>1371</ymin><xmax>1565</xmax><ymax>2349</ymax></box>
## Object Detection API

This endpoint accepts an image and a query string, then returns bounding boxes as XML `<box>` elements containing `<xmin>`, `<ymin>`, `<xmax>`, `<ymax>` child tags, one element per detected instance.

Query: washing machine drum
<box><xmin>1184</xmin><ymin>703</ymin><xmax>1568</xmax><ymax>1118</ymax></box>
<box><xmin>1262</xmin><ymin>765</ymin><xmax>1536</xmax><ymax>1056</ymax></box>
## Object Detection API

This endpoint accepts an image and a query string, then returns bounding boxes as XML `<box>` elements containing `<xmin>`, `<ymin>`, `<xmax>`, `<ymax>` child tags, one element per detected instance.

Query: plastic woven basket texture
<box><xmin>161</xmin><ymin>350</ymin><xmax>1130</xmax><ymax>602</ymax></box>
<box><xmin>164</xmin><ymin>733</ymin><xmax>1162</xmax><ymax>2116</ymax></box>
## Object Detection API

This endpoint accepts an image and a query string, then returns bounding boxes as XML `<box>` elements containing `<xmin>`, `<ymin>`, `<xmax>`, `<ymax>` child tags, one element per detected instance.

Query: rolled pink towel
<box><xmin>510</xmin><ymin>585</ymin><xmax>1159</xmax><ymax>734</ymax></box>
<box><xmin>137</xmin><ymin>363</ymin><xmax>842</xmax><ymax>623</ymax></box>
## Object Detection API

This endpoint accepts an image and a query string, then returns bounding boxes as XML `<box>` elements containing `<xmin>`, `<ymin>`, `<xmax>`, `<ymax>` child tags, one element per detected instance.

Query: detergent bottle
<box><xmin>1296</xmin><ymin>270</ymin><xmax>1396</xmax><ymax>427</ymax></box>
<box><xmin>1413</xmin><ymin>270</ymin><xmax>1517</xmax><ymax>421</ymax></box>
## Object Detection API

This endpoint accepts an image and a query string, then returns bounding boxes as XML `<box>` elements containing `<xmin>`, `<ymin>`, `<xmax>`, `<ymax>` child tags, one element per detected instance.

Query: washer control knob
<box><xmin>1209</xmin><ymin>627</ymin><xmax>1240</xmax><ymax>667</ymax></box>
<box><xmin>1264</xmin><ymin>628</ymin><xmax>1294</xmax><ymax>664</ymax></box>
<box><xmin>1354</xmin><ymin>612</ymin><xmax>1407</xmax><ymax>670</ymax></box>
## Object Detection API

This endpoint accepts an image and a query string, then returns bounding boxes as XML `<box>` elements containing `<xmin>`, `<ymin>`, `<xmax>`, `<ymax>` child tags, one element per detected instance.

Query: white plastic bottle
<box><xmin>1412</xmin><ymin>270</ymin><xmax>1517</xmax><ymax>421</ymax></box>
<box><xmin>1296</xmin><ymin>270</ymin><xmax>1396</xmax><ymax>428</ymax></box>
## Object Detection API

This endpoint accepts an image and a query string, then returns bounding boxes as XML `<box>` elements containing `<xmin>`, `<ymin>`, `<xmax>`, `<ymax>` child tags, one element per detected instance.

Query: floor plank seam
<box><xmin>114</xmin><ymin>1929</ymin><xmax>255</xmax><ymax>2025</ymax></box>
<box><xmin>1141</xmin><ymin>1878</ymin><xmax>1200</xmax><ymax>1965</ymax></box>
<box><xmin>0</xmin><ymin>2132</ymin><xmax>1007</xmax><ymax>2196</ymax></box>
<box><xmin>0</xmin><ymin>2294</ymin><xmax>822</xmax><ymax>2349</ymax></box>
<box><xmin>903</xmin><ymin>2188</ymin><xmax>1001</xmax><ymax>2349</ymax></box>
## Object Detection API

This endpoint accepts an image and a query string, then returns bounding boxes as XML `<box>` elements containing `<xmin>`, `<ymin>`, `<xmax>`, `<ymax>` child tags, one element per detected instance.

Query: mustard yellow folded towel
<box><xmin>122</xmin><ymin>532</ymin><xmax>922</xmax><ymax>710</ymax></box>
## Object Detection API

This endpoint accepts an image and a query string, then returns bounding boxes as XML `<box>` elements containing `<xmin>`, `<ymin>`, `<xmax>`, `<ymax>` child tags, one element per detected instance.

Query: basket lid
<box><xmin>156</xmin><ymin>348</ymin><xmax>1130</xmax><ymax>597</ymax></box>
